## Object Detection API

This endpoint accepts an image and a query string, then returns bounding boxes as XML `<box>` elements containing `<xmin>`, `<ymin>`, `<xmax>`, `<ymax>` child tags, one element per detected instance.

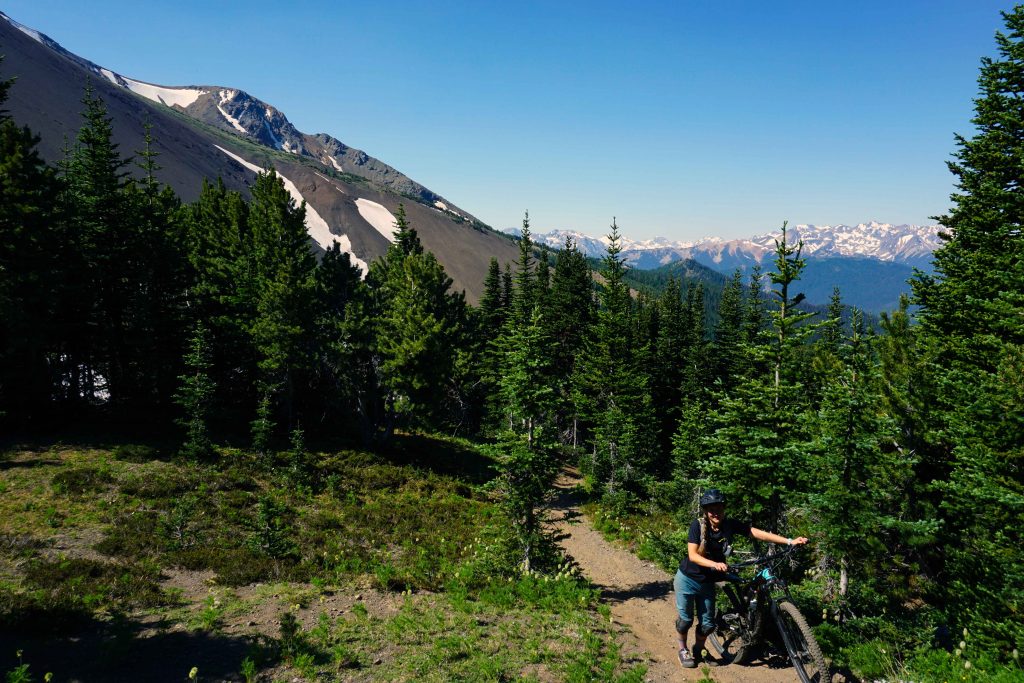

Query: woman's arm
<box><xmin>751</xmin><ymin>528</ymin><xmax>809</xmax><ymax>546</ymax></box>
<box><xmin>688</xmin><ymin>542</ymin><xmax>728</xmax><ymax>572</ymax></box>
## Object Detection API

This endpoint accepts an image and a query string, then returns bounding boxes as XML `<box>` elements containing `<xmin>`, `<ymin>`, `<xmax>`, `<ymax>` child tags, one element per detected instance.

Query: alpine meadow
<box><xmin>1</xmin><ymin>4</ymin><xmax>1023</xmax><ymax>683</ymax></box>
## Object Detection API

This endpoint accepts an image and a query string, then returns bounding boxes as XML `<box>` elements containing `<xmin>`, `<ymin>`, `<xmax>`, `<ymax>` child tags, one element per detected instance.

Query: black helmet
<box><xmin>700</xmin><ymin>489</ymin><xmax>725</xmax><ymax>507</ymax></box>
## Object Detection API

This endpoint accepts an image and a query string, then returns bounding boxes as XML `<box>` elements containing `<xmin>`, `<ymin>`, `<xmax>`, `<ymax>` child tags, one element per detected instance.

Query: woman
<box><xmin>674</xmin><ymin>488</ymin><xmax>808</xmax><ymax>668</ymax></box>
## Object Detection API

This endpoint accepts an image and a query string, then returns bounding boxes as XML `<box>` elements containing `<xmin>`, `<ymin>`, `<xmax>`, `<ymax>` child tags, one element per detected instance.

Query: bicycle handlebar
<box><xmin>727</xmin><ymin>545</ymin><xmax>801</xmax><ymax>570</ymax></box>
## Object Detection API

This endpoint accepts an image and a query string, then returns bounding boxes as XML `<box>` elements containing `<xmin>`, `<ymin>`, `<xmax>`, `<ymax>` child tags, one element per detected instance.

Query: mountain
<box><xmin>0</xmin><ymin>11</ymin><xmax>518</xmax><ymax>301</ymax></box>
<box><xmin>514</xmin><ymin>222</ymin><xmax>941</xmax><ymax>312</ymax></box>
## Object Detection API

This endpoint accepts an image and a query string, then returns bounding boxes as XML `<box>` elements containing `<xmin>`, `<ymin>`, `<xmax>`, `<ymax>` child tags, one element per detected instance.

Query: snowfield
<box><xmin>355</xmin><ymin>199</ymin><xmax>398</xmax><ymax>242</ymax></box>
<box><xmin>123</xmin><ymin>77</ymin><xmax>205</xmax><ymax>109</ymax></box>
<box><xmin>213</xmin><ymin>145</ymin><xmax>368</xmax><ymax>275</ymax></box>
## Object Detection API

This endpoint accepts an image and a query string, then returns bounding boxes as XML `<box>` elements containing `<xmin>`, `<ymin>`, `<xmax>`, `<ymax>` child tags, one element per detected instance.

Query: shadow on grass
<box><xmin>0</xmin><ymin>617</ymin><xmax>268</xmax><ymax>682</ymax></box>
<box><xmin>378</xmin><ymin>432</ymin><xmax>499</xmax><ymax>485</ymax></box>
<box><xmin>598</xmin><ymin>580</ymin><xmax>670</xmax><ymax>605</ymax></box>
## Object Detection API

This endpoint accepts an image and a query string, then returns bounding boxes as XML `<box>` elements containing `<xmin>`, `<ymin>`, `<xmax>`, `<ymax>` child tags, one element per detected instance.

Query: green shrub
<box><xmin>21</xmin><ymin>557</ymin><xmax>170</xmax><ymax>614</ymax></box>
<box><xmin>50</xmin><ymin>466</ymin><xmax>113</xmax><ymax>495</ymax></box>
<box><xmin>112</xmin><ymin>444</ymin><xmax>160</xmax><ymax>462</ymax></box>
<box><xmin>168</xmin><ymin>547</ymin><xmax>292</xmax><ymax>586</ymax></box>
<box><xmin>95</xmin><ymin>510</ymin><xmax>161</xmax><ymax>557</ymax></box>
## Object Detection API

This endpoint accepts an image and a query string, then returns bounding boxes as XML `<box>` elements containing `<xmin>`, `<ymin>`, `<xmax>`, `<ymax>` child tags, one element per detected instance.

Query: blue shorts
<box><xmin>674</xmin><ymin>569</ymin><xmax>716</xmax><ymax>633</ymax></box>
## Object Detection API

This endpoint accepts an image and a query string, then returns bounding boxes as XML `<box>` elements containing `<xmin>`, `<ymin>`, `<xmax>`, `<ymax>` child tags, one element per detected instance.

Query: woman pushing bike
<box><xmin>674</xmin><ymin>488</ymin><xmax>808</xmax><ymax>669</ymax></box>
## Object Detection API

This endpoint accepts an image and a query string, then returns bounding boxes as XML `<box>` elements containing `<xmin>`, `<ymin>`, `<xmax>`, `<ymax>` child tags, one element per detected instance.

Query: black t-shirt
<box><xmin>679</xmin><ymin>517</ymin><xmax>753</xmax><ymax>584</ymax></box>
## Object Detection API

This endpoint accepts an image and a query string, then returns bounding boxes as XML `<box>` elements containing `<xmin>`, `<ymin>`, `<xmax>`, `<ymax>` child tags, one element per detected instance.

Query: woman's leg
<box><xmin>673</xmin><ymin>570</ymin><xmax>693</xmax><ymax>648</ymax></box>
<box><xmin>692</xmin><ymin>587</ymin><xmax>718</xmax><ymax>664</ymax></box>
<box><xmin>673</xmin><ymin>570</ymin><xmax>696</xmax><ymax>667</ymax></box>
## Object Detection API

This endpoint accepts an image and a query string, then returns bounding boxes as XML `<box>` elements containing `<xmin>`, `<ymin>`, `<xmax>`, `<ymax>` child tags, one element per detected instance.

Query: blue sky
<box><xmin>2</xmin><ymin>1</ymin><xmax>1014</xmax><ymax>240</ymax></box>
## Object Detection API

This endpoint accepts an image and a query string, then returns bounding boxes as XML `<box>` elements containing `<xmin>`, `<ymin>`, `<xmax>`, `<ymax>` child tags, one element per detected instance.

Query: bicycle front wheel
<box><xmin>707</xmin><ymin>612</ymin><xmax>758</xmax><ymax>665</ymax></box>
<box><xmin>774</xmin><ymin>600</ymin><xmax>829</xmax><ymax>683</ymax></box>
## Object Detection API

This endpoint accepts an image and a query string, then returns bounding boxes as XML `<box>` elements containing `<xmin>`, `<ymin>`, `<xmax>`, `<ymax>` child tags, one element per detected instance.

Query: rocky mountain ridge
<box><xmin>0</xmin><ymin>11</ymin><xmax>518</xmax><ymax>301</ymax></box>
<box><xmin>1</xmin><ymin>11</ymin><xmax>473</xmax><ymax>222</ymax></box>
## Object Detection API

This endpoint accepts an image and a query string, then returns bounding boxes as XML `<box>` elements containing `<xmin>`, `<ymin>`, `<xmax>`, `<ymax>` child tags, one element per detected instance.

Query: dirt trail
<box><xmin>548</xmin><ymin>471</ymin><xmax>802</xmax><ymax>683</ymax></box>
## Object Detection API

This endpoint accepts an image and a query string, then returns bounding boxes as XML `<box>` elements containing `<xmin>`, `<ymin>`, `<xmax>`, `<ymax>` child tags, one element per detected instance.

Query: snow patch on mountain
<box><xmin>217</xmin><ymin>90</ymin><xmax>247</xmax><ymax>133</ymax></box>
<box><xmin>122</xmin><ymin>77</ymin><xmax>205</xmax><ymax>109</ymax></box>
<box><xmin>355</xmin><ymin>199</ymin><xmax>398</xmax><ymax>242</ymax></box>
<box><xmin>213</xmin><ymin>145</ymin><xmax>368</xmax><ymax>274</ymax></box>
<box><xmin>9</xmin><ymin>18</ymin><xmax>42</xmax><ymax>43</ymax></box>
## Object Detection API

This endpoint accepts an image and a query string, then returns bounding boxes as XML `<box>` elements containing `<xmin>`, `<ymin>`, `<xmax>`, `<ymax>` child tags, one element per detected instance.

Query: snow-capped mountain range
<box><xmin>511</xmin><ymin>222</ymin><xmax>942</xmax><ymax>271</ymax></box>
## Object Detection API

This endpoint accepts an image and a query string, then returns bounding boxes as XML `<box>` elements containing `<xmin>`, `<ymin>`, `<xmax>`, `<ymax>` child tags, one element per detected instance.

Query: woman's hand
<box><xmin>711</xmin><ymin>561</ymin><xmax>729</xmax><ymax>572</ymax></box>
<box><xmin>789</xmin><ymin>536</ymin><xmax>809</xmax><ymax>546</ymax></box>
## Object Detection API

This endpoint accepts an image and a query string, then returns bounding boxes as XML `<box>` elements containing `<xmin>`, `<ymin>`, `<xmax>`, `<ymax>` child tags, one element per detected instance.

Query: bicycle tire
<box><xmin>707</xmin><ymin>615</ymin><xmax>758</xmax><ymax>664</ymax></box>
<box><xmin>774</xmin><ymin>600</ymin><xmax>829</xmax><ymax>683</ymax></box>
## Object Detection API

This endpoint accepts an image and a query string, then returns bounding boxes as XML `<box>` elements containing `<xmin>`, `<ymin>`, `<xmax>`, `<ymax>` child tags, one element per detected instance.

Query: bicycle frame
<box><xmin>710</xmin><ymin>548</ymin><xmax>829</xmax><ymax>682</ymax></box>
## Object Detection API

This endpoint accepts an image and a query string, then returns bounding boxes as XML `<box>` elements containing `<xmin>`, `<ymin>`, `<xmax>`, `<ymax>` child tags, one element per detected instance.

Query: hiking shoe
<box><xmin>677</xmin><ymin>648</ymin><xmax>696</xmax><ymax>668</ymax></box>
<box><xmin>694</xmin><ymin>649</ymin><xmax>720</xmax><ymax>667</ymax></box>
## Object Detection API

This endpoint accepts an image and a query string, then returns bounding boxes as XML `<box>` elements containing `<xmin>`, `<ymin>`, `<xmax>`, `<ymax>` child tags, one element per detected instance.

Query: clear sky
<box><xmin>1</xmin><ymin>1</ymin><xmax>1014</xmax><ymax>240</ymax></box>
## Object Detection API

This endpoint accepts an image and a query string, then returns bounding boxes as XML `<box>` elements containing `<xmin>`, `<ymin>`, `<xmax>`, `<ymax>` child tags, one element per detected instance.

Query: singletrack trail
<box><xmin>548</xmin><ymin>471</ymin><xmax>804</xmax><ymax>683</ymax></box>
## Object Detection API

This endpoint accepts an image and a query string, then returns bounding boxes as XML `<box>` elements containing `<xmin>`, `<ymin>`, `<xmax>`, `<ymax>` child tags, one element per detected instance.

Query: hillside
<box><xmin>0</xmin><ymin>12</ymin><xmax>518</xmax><ymax>301</ymax></box>
<box><xmin>0</xmin><ymin>437</ymin><xmax>643</xmax><ymax>681</ymax></box>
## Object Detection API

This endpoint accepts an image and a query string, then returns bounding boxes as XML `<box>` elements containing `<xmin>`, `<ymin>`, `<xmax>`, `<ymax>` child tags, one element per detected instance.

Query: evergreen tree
<box><xmin>910</xmin><ymin>8</ymin><xmax>1024</xmax><ymax>648</ymax></box>
<box><xmin>650</xmin><ymin>277</ymin><xmax>685</xmax><ymax>465</ymax></box>
<box><xmin>183</xmin><ymin>178</ymin><xmax>256</xmax><ymax>424</ymax></box>
<box><xmin>310</xmin><ymin>242</ymin><xmax>367</xmax><ymax>432</ymax></box>
<box><xmin>364</xmin><ymin>209</ymin><xmax>464</xmax><ymax>442</ymax></box>
<box><xmin>712</xmin><ymin>271</ymin><xmax>746</xmax><ymax>391</ymax></box>
<box><xmin>247</xmin><ymin>169</ymin><xmax>318</xmax><ymax>435</ymax></box>
<box><xmin>121</xmin><ymin>122</ymin><xmax>189</xmax><ymax>413</ymax></box>
<box><xmin>546</xmin><ymin>237</ymin><xmax>595</xmax><ymax>447</ymax></box>
<box><xmin>574</xmin><ymin>220</ymin><xmax>655</xmax><ymax>510</ymax></box>
<box><xmin>511</xmin><ymin>211</ymin><xmax>535</xmax><ymax>325</ymax></box>
<box><xmin>174</xmin><ymin>322</ymin><xmax>216</xmax><ymax>459</ymax></box>
<box><xmin>59</xmin><ymin>86</ymin><xmax>133</xmax><ymax>407</ymax></box>
<box><xmin>0</xmin><ymin>65</ymin><xmax>59</xmax><ymax>421</ymax></box>
<box><xmin>808</xmin><ymin>310</ymin><xmax>927</xmax><ymax>607</ymax></box>
<box><xmin>478</xmin><ymin>257</ymin><xmax>506</xmax><ymax>331</ymax></box>
<box><xmin>700</xmin><ymin>225</ymin><xmax>816</xmax><ymax>531</ymax></box>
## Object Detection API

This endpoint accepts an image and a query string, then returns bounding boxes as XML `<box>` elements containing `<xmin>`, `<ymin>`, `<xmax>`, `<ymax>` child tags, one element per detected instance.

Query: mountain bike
<box><xmin>706</xmin><ymin>547</ymin><xmax>829</xmax><ymax>683</ymax></box>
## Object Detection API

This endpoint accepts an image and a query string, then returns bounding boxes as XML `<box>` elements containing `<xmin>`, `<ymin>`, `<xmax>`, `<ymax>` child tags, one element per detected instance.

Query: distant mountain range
<box><xmin>0</xmin><ymin>11</ymin><xmax>518</xmax><ymax>301</ymax></box>
<box><xmin>510</xmin><ymin>222</ymin><xmax>942</xmax><ymax>313</ymax></box>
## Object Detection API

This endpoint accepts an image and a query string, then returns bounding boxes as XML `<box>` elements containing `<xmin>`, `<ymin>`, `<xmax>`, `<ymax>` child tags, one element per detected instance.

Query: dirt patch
<box><xmin>548</xmin><ymin>471</ymin><xmax>806</xmax><ymax>683</ymax></box>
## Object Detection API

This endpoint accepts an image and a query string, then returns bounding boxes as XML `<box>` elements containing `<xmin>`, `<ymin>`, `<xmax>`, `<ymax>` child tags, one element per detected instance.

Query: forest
<box><xmin>1</xmin><ymin>8</ymin><xmax>1023</xmax><ymax>683</ymax></box>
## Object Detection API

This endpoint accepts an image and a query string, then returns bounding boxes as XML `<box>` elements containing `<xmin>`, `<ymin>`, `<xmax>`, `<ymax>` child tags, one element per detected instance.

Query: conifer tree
<box><xmin>909</xmin><ymin>7</ymin><xmax>1024</xmax><ymax>648</ymax></box>
<box><xmin>808</xmin><ymin>310</ymin><xmax>926</xmax><ymax>606</ymax></box>
<box><xmin>248</xmin><ymin>169</ymin><xmax>318</xmax><ymax>434</ymax></box>
<box><xmin>184</xmin><ymin>178</ymin><xmax>256</xmax><ymax>423</ymax></box>
<box><xmin>122</xmin><ymin>122</ymin><xmax>189</xmax><ymax>412</ymax></box>
<box><xmin>546</xmin><ymin>237</ymin><xmax>594</xmax><ymax>447</ymax></box>
<box><xmin>174</xmin><ymin>322</ymin><xmax>216</xmax><ymax>459</ymax></box>
<box><xmin>700</xmin><ymin>225</ymin><xmax>816</xmax><ymax>531</ymax></box>
<box><xmin>511</xmin><ymin>211</ymin><xmax>535</xmax><ymax>324</ymax></box>
<box><xmin>574</xmin><ymin>220</ymin><xmax>655</xmax><ymax>509</ymax></box>
<box><xmin>364</xmin><ymin>209</ymin><xmax>464</xmax><ymax>441</ymax></box>
<box><xmin>713</xmin><ymin>271</ymin><xmax>746</xmax><ymax>390</ymax></box>
<box><xmin>59</xmin><ymin>86</ymin><xmax>132</xmax><ymax>407</ymax></box>
<box><xmin>311</xmin><ymin>242</ymin><xmax>367</xmax><ymax>427</ymax></box>
<box><xmin>650</xmin><ymin>277</ymin><xmax>685</xmax><ymax>464</ymax></box>
<box><xmin>478</xmin><ymin>257</ymin><xmax>506</xmax><ymax>332</ymax></box>
<box><xmin>0</xmin><ymin>65</ymin><xmax>59</xmax><ymax>420</ymax></box>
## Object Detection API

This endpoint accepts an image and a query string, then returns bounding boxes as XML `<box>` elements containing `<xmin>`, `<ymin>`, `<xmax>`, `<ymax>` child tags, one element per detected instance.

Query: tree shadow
<box><xmin>597</xmin><ymin>580</ymin><xmax>669</xmax><ymax>605</ymax></box>
<box><xmin>377</xmin><ymin>432</ymin><xmax>498</xmax><ymax>484</ymax></box>
<box><xmin>0</xmin><ymin>616</ymin><xmax>269</xmax><ymax>682</ymax></box>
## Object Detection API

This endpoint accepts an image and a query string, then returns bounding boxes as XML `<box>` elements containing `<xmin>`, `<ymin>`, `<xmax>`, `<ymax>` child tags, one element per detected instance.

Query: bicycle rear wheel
<box><xmin>774</xmin><ymin>600</ymin><xmax>829</xmax><ymax>683</ymax></box>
